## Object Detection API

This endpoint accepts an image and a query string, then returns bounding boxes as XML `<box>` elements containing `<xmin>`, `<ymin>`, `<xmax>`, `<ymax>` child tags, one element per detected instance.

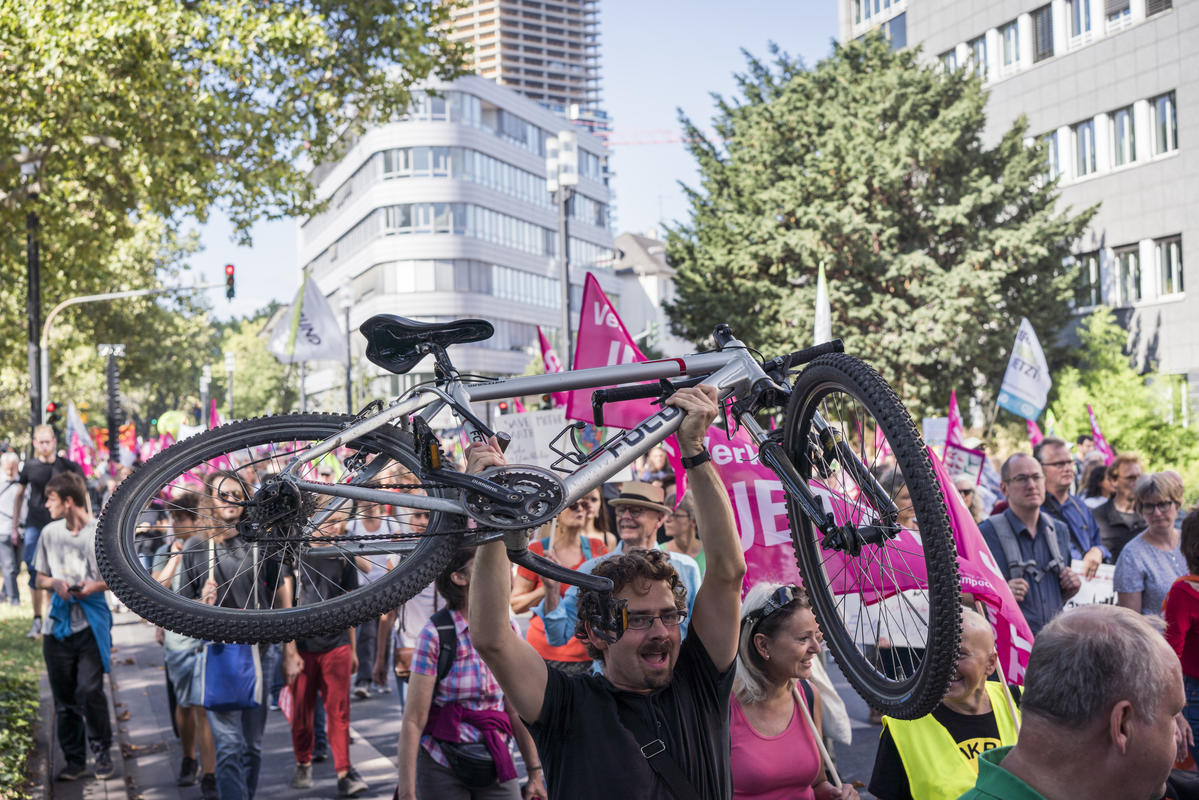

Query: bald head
<box><xmin>961</xmin><ymin>607</ymin><xmax>995</xmax><ymax>651</ymax></box>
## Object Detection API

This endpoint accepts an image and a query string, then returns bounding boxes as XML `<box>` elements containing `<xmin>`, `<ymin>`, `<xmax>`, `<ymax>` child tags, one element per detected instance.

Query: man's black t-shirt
<box><xmin>19</xmin><ymin>456</ymin><xmax>83</xmax><ymax>530</ymax></box>
<box><xmin>179</xmin><ymin>534</ymin><xmax>280</xmax><ymax>612</ymax></box>
<box><xmin>869</xmin><ymin>686</ymin><xmax>1022</xmax><ymax>800</ymax></box>
<box><xmin>285</xmin><ymin>552</ymin><xmax>359</xmax><ymax>653</ymax></box>
<box><xmin>527</xmin><ymin>626</ymin><xmax>735</xmax><ymax>800</ymax></box>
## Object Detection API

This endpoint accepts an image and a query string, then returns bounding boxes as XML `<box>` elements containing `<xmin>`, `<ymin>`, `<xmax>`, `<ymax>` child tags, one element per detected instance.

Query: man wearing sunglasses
<box><xmin>467</xmin><ymin>385</ymin><xmax>745</xmax><ymax>800</ymax></box>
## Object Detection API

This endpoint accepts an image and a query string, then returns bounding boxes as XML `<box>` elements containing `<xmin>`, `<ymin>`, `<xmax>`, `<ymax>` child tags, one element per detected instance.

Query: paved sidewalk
<box><xmin>39</xmin><ymin>614</ymin><xmax>404</xmax><ymax>800</ymax></box>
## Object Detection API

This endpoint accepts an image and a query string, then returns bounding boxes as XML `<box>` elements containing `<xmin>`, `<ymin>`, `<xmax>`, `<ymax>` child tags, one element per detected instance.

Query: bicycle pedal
<box><xmin>411</xmin><ymin>417</ymin><xmax>445</xmax><ymax>472</ymax></box>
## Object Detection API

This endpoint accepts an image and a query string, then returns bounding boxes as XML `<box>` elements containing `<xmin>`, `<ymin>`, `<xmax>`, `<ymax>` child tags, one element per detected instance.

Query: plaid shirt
<box><xmin>411</xmin><ymin>609</ymin><xmax>509</xmax><ymax>767</ymax></box>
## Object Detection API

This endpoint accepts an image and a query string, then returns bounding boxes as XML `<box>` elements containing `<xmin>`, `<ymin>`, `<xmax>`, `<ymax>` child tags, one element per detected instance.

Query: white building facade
<box><xmin>838</xmin><ymin>0</ymin><xmax>1197</xmax><ymax>401</ymax></box>
<box><xmin>297</xmin><ymin>75</ymin><xmax>617</xmax><ymax>407</ymax></box>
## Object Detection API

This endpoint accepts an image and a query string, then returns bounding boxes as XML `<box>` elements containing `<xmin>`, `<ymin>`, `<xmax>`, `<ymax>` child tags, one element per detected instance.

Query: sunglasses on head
<box><xmin>743</xmin><ymin>584</ymin><xmax>803</xmax><ymax>631</ymax></box>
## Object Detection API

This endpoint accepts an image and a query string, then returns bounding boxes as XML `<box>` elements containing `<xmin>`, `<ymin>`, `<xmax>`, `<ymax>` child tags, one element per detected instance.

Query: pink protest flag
<box><xmin>210</xmin><ymin>398</ymin><xmax>222</xmax><ymax>429</ymax></box>
<box><xmin>1026</xmin><ymin>419</ymin><xmax>1043</xmax><ymax>448</ymax></box>
<box><xmin>874</xmin><ymin>425</ymin><xmax>892</xmax><ymax>462</ymax></box>
<box><xmin>69</xmin><ymin>432</ymin><xmax>93</xmax><ymax>478</ymax></box>
<box><xmin>566</xmin><ymin>273</ymin><xmax>687</xmax><ymax>501</ymax></box>
<box><xmin>536</xmin><ymin>326</ymin><xmax>568</xmax><ymax>409</ymax></box>
<box><xmin>929</xmin><ymin>447</ymin><xmax>1035</xmax><ymax>684</ymax></box>
<box><xmin>1087</xmin><ymin>404</ymin><xmax>1116</xmax><ymax>465</ymax></box>
<box><xmin>946</xmin><ymin>389</ymin><xmax>966</xmax><ymax>452</ymax></box>
<box><xmin>513</xmin><ymin>397</ymin><xmax>527</xmax><ymax>414</ymax></box>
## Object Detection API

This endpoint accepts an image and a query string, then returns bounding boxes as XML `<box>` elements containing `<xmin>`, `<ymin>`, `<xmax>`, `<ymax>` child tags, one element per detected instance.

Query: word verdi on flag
<box><xmin>997</xmin><ymin>318</ymin><xmax>1052</xmax><ymax>421</ymax></box>
<box><xmin>267</xmin><ymin>271</ymin><xmax>348</xmax><ymax>363</ymax></box>
<box><xmin>1087</xmin><ymin>404</ymin><xmax>1116</xmax><ymax>465</ymax></box>
<box><xmin>565</xmin><ymin>272</ymin><xmax>687</xmax><ymax>496</ymax></box>
<box><xmin>536</xmin><ymin>326</ymin><xmax>568</xmax><ymax>408</ymax></box>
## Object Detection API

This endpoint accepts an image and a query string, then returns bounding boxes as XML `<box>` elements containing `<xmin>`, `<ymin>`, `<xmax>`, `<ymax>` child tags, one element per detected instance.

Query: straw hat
<box><xmin>608</xmin><ymin>481</ymin><xmax>671</xmax><ymax>515</ymax></box>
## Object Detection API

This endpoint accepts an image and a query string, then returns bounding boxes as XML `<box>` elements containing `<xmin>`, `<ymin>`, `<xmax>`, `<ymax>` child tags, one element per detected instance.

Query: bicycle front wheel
<box><xmin>783</xmin><ymin>353</ymin><xmax>960</xmax><ymax>719</ymax></box>
<box><xmin>97</xmin><ymin>413</ymin><xmax>462</xmax><ymax>643</ymax></box>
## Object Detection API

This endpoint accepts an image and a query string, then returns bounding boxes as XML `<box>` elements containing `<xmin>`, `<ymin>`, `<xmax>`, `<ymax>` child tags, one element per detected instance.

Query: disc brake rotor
<box><xmin>462</xmin><ymin>466</ymin><xmax>566</xmax><ymax>530</ymax></box>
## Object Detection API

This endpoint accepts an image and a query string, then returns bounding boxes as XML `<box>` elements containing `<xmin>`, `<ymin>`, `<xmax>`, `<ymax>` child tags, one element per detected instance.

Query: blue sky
<box><xmin>193</xmin><ymin>0</ymin><xmax>840</xmax><ymax>320</ymax></box>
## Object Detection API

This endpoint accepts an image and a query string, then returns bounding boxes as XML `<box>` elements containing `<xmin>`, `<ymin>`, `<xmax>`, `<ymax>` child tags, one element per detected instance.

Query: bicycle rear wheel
<box><xmin>97</xmin><ymin>413</ymin><xmax>462</xmax><ymax>643</ymax></box>
<box><xmin>783</xmin><ymin>353</ymin><xmax>960</xmax><ymax>719</ymax></box>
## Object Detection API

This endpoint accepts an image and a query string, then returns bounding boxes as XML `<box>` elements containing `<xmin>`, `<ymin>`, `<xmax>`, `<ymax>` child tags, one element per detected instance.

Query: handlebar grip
<box><xmin>787</xmin><ymin>339</ymin><xmax>844</xmax><ymax>367</ymax></box>
<box><xmin>597</xmin><ymin>382</ymin><xmax>663</xmax><ymax>404</ymax></box>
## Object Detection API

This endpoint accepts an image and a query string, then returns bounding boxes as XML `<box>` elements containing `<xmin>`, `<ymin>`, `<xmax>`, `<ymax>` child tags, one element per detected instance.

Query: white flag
<box><xmin>997</xmin><ymin>317</ymin><xmax>1052</xmax><ymax>421</ymax></box>
<box><xmin>267</xmin><ymin>272</ymin><xmax>348</xmax><ymax>364</ymax></box>
<box><xmin>813</xmin><ymin>262</ymin><xmax>832</xmax><ymax>345</ymax></box>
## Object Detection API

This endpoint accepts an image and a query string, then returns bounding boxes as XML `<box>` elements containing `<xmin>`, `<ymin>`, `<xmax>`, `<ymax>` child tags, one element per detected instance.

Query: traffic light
<box><xmin>224</xmin><ymin>263</ymin><xmax>235</xmax><ymax>300</ymax></box>
<box><xmin>497</xmin><ymin>401</ymin><xmax>509</xmax><ymax>414</ymax></box>
<box><xmin>45</xmin><ymin>401</ymin><xmax>62</xmax><ymax>426</ymax></box>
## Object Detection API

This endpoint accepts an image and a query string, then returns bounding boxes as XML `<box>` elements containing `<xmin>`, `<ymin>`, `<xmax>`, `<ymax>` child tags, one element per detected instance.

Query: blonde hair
<box><xmin>734</xmin><ymin>581</ymin><xmax>811</xmax><ymax>704</ymax></box>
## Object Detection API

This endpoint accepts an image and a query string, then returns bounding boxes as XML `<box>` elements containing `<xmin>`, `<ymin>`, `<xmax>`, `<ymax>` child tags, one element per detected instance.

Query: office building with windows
<box><xmin>445</xmin><ymin>0</ymin><xmax>600</xmax><ymax>115</ymax></box>
<box><xmin>296</xmin><ymin>74</ymin><xmax>616</xmax><ymax>407</ymax></box>
<box><xmin>837</xmin><ymin>0</ymin><xmax>1197</xmax><ymax>400</ymax></box>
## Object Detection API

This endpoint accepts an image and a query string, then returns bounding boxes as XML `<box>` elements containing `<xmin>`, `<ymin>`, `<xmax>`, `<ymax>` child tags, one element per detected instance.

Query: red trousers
<box><xmin>290</xmin><ymin>644</ymin><xmax>352</xmax><ymax>772</ymax></box>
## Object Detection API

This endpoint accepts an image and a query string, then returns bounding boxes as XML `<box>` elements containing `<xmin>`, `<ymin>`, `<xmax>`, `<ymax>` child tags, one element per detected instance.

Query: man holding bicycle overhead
<box><xmin>468</xmin><ymin>385</ymin><xmax>746</xmax><ymax>800</ymax></box>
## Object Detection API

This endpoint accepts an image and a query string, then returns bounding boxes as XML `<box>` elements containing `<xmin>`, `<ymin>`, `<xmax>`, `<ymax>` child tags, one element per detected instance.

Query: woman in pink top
<box><xmin>731</xmin><ymin>583</ymin><xmax>858</xmax><ymax>800</ymax></box>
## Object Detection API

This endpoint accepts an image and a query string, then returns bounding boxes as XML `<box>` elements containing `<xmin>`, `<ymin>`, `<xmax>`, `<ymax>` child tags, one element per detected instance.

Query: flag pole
<box><xmin>976</xmin><ymin>601</ymin><xmax>1021</xmax><ymax>733</ymax></box>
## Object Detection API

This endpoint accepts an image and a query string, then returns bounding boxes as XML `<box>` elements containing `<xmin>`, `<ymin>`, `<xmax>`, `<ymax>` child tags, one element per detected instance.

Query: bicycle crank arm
<box><xmin>422</xmin><ymin>467</ymin><xmax>527</xmax><ymax>505</ymax></box>
<box><xmin>503</xmin><ymin>532</ymin><xmax>614</xmax><ymax>593</ymax></box>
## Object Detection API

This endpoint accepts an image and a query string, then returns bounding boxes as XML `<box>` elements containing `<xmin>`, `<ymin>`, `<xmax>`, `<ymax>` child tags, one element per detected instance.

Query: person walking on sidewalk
<box><xmin>0</xmin><ymin>451</ymin><xmax>26</xmax><ymax>605</ymax></box>
<box><xmin>35</xmin><ymin>471</ymin><xmax>115</xmax><ymax>782</ymax></box>
<box><xmin>282</xmin><ymin>506</ymin><xmax>370</xmax><ymax>798</ymax></box>
<box><xmin>15</xmin><ymin>424</ymin><xmax>82</xmax><ymax>638</ymax></box>
<box><xmin>151</xmin><ymin>492</ymin><xmax>218</xmax><ymax>798</ymax></box>
<box><xmin>178</xmin><ymin>471</ymin><xmax>288</xmax><ymax>800</ymax></box>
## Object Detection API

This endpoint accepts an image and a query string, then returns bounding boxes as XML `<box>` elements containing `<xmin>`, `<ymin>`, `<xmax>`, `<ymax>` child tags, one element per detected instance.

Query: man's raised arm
<box><xmin>669</xmin><ymin>386</ymin><xmax>746</xmax><ymax>671</ymax></box>
<box><xmin>465</xmin><ymin>437</ymin><xmax>549</xmax><ymax>723</ymax></box>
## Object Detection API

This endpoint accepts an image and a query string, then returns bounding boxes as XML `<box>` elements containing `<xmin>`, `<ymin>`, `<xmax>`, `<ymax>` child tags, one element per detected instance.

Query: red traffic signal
<box><xmin>224</xmin><ymin>263</ymin><xmax>235</xmax><ymax>276</ymax></box>
<box><xmin>45</xmin><ymin>401</ymin><xmax>56</xmax><ymax>413</ymax></box>
<box><xmin>224</xmin><ymin>263</ymin><xmax>235</xmax><ymax>300</ymax></box>
<box><xmin>497</xmin><ymin>401</ymin><xmax>509</xmax><ymax>414</ymax></box>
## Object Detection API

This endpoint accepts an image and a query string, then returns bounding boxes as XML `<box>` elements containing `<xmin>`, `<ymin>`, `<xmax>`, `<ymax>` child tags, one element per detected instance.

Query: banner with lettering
<box><xmin>536</xmin><ymin>326</ymin><xmax>568</xmax><ymax>408</ymax></box>
<box><xmin>267</xmin><ymin>271</ymin><xmax>347</xmax><ymax>363</ymax></box>
<box><xmin>566</xmin><ymin>272</ymin><xmax>686</xmax><ymax>497</ymax></box>
<box><xmin>943</xmin><ymin>442</ymin><xmax>986</xmax><ymax>484</ymax></box>
<box><xmin>997</xmin><ymin>318</ymin><xmax>1052</xmax><ymax>421</ymax></box>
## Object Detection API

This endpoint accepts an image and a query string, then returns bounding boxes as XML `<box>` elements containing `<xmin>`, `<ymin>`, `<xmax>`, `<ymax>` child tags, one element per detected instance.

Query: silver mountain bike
<box><xmin>97</xmin><ymin>315</ymin><xmax>960</xmax><ymax>717</ymax></box>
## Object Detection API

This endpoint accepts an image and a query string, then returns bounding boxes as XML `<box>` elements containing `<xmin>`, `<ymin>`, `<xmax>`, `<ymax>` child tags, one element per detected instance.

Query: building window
<box><xmin>1105</xmin><ymin>0</ymin><xmax>1131</xmax><ymax>31</ymax></box>
<box><xmin>939</xmin><ymin>49</ymin><xmax>958</xmax><ymax>71</ymax></box>
<box><xmin>1157</xmin><ymin>236</ymin><xmax>1184</xmax><ymax>295</ymax></box>
<box><xmin>1044</xmin><ymin>130</ymin><xmax>1062</xmax><ymax>180</ymax></box>
<box><xmin>1111</xmin><ymin>106</ymin><xmax>1136</xmax><ymax>167</ymax></box>
<box><xmin>1075</xmin><ymin>251</ymin><xmax>1101</xmax><ymax>307</ymax></box>
<box><xmin>1068</xmin><ymin>0</ymin><xmax>1092</xmax><ymax>39</ymax></box>
<box><xmin>1146</xmin><ymin>0</ymin><xmax>1172</xmax><ymax>16</ymax></box>
<box><xmin>1001</xmin><ymin>21</ymin><xmax>1020</xmax><ymax>69</ymax></box>
<box><xmin>1115</xmin><ymin>246</ymin><xmax>1141</xmax><ymax>305</ymax></box>
<box><xmin>1032</xmin><ymin>5</ymin><xmax>1054</xmax><ymax>62</ymax></box>
<box><xmin>885</xmin><ymin>13</ymin><xmax>907</xmax><ymax>50</ymax></box>
<box><xmin>967</xmin><ymin>36</ymin><xmax>987</xmax><ymax>80</ymax></box>
<box><xmin>1073</xmin><ymin>119</ymin><xmax>1096</xmax><ymax>176</ymax></box>
<box><xmin>1150</xmin><ymin>91</ymin><xmax>1178</xmax><ymax>155</ymax></box>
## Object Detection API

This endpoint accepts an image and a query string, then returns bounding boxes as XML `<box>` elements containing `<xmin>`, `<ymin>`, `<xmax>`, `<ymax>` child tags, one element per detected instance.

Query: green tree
<box><xmin>665</xmin><ymin>36</ymin><xmax>1095</xmax><ymax>416</ymax></box>
<box><xmin>0</xmin><ymin>0</ymin><xmax>465</xmax><ymax>439</ymax></box>
<box><xmin>1048</xmin><ymin>307</ymin><xmax>1199</xmax><ymax>499</ymax></box>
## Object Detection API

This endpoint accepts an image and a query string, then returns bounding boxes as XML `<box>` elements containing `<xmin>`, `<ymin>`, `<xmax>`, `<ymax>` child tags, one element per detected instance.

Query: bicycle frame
<box><xmin>274</xmin><ymin>337</ymin><xmax>777</xmax><ymax>549</ymax></box>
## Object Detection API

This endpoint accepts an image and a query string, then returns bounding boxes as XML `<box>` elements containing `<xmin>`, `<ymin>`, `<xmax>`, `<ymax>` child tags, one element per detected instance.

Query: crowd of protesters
<box><xmin>15</xmin><ymin>399</ymin><xmax>1199</xmax><ymax>800</ymax></box>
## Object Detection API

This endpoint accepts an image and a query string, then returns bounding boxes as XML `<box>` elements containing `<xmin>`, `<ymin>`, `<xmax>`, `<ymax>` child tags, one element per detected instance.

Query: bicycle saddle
<box><xmin>360</xmin><ymin>314</ymin><xmax>494</xmax><ymax>375</ymax></box>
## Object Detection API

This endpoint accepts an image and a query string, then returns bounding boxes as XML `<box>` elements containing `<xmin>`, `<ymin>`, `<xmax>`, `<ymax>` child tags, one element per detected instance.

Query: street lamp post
<box><xmin>200</xmin><ymin>365</ymin><xmax>211</xmax><ymax>427</ymax></box>
<box><xmin>224</xmin><ymin>352</ymin><xmax>235</xmax><ymax>421</ymax></box>
<box><xmin>20</xmin><ymin>150</ymin><xmax>42</xmax><ymax>443</ymax></box>
<box><xmin>546</xmin><ymin>130</ymin><xmax>579</xmax><ymax>368</ymax></box>
<box><xmin>340</xmin><ymin>291</ymin><xmax>353</xmax><ymax>413</ymax></box>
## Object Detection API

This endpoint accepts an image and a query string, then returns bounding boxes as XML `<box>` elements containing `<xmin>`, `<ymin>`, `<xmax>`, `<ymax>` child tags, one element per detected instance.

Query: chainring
<box><xmin>462</xmin><ymin>466</ymin><xmax>566</xmax><ymax>530</ymax></box>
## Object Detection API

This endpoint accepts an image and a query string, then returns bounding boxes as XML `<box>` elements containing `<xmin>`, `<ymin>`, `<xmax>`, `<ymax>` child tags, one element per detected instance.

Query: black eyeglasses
<box><xmin>624</xmin><ymin>609</ymin><xmax>688</xmax><ymax>630</ymax></box>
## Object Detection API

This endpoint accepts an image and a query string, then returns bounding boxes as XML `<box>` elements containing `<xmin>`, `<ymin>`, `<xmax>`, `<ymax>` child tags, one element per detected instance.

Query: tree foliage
<box><xmin>0</xmin><ymin>0</ymin><xmax>464</xmax><ymax>443</ymax></box>
<box><xmin>1047</xmin><ymin>308</ymin><xmax>1199</xmax><ymax>499</ymax></box>
<box><xmin>211</xmin><ymin>307</ymin><xmax>301</xmax><ymax>419</ymax></box>
<box><xmin>664</xmin><ymin>35</ymin><xmax>1095</xmax><ymax>416</ymax></box>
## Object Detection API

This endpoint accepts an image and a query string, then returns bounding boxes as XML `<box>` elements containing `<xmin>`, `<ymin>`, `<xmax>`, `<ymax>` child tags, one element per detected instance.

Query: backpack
<box><xmin>987</xmin><ymin>512</ymin><xmax>1066</xmax><ymax>582</ymax></box>
<box><xmin>430</xmin><ymin>607</ymin><xmax>457</xmax><ymax>688</ymax></box>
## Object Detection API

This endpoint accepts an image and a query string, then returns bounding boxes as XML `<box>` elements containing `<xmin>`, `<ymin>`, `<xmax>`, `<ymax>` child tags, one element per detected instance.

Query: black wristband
<box><xmin>680</xmin><ymin>450</ymin><xmax>711</xmax><ymax>469</ymax></box>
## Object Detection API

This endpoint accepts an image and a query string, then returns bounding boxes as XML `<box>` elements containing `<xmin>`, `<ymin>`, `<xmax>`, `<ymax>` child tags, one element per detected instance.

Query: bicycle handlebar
<box><xmin>785</xmin><ymin>339</ymin><xmax>844</xmax><ymax>367</ymax></box>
